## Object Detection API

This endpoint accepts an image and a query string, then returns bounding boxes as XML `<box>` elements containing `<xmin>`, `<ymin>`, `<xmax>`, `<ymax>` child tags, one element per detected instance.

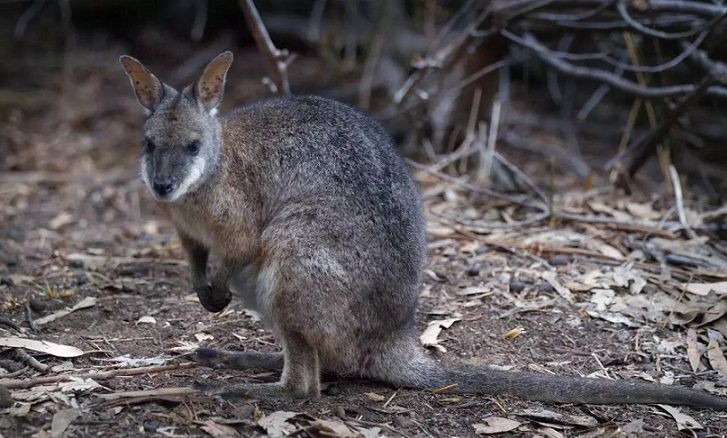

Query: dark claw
<box><xmin>195</xmin><ymin>284</ymin><xmax>231</xmax><ymax>312</ymax></box>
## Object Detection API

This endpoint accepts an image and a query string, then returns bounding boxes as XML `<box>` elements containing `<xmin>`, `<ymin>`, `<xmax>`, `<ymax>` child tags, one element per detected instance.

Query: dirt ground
<box><xmin>2</xmin><ymin>45</ymin><xmax>727</xmax><ymax>437</ymax></box>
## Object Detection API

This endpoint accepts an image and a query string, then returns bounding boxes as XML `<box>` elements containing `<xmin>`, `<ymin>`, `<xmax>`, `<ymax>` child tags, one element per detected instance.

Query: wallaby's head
<box><xmin>119</xmin><ymin>51</ymin><xmax>233</xmax><ymax>202</ymax></box>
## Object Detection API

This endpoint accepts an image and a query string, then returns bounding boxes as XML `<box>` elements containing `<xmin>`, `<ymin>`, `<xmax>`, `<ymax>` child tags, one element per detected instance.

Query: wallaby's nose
<box><xmin>153</xmin><ymin>179</ymin><xmax>174</xmax><ymax>196</ymax></box>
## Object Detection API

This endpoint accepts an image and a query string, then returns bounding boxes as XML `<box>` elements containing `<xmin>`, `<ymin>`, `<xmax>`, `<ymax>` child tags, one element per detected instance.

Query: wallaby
<box><xmin>119</xmin><ymin>51</ymin><xmax>727</xmax><ymax>410</ymax></box>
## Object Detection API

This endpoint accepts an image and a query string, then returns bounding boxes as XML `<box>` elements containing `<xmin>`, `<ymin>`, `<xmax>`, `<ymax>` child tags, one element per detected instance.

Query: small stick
<box><xmin>96</xmin><ymin>386</ymin><xmax>199</xmax><ymax>402</ymax></box>
<box><xmin>239</xmin><ymin>0</ymin><xmax>293</xmax><ymax>95</ymax></box>
<box><xmin>407</xmin><ymin>158</ymin><xmax>541</xmax><ymax>209</ymax></box>
<box><xmin>335</xmin><ymin>407</ymin><xmax>411</xmax><ymax>438</ymax></box>
<box><xmin>24</xmin><ymin>302</ymin><xmax>37</xmax><ymax>332</ymax></box>
<box><xmin>663</xmin><ymin>274</ymin><xmax>694</xmax><ymax>329</ymax></box>
<box><xmin>432</xmin><ymin>383</ymin><xmax>458</xmax><ymax>394</ymax></box>
<box><xmin>383</xmin><ymin>388</ymin><xmax>399</xmax><ymax>408</ymax></box>
<box><xmin>0</xmin><ymin>316</ymin><xmax>21</xmax><ymax>333</ymax></box>
<box><xmin>0</xmin><ymin>362</ymin><xmax>198</xmax><ymax>389</ymax></box>
<box><xmin>669</xmin><ymin>165</ymin><xmax>697</xmax><ymax>239</ymax></box>
<box><xmin>15</xmin><ymin>349</ymin><xmax>48</xmax><ymax>372</ymax></box>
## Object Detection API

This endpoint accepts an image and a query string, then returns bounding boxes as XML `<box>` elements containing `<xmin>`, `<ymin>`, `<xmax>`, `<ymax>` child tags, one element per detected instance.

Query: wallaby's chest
<box><xmin>168</xmin><ymin>204</ymin><xmax>222</xmax><ymax>251</ymax></box>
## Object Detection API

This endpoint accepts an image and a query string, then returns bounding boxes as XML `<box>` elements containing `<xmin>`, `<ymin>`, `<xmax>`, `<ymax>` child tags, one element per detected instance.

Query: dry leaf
<box><xmin>514</xmin><ymin>408</ymin><xmax>597</xmax><ymax>427</ymax></box>
<box><xmin>620</xmin><ymin>419</ymin><xmax>645</xmax><ymax>435</ymax></box>
<box><xmin>356</xmin><ymin>426</ymin><xmax>382</xmax><ymax>438</ymax></box>
<box><xmin>686</xmin><ymin>329</ymin><xmax>702</xmax><ymax>373</ymax></box>
<box><xmin>541</xmin><ymin>272</ymin><xmax>574</xmax><ymax>303</ymax></box>
<box><xmin>588</xmin><ymin>201</ymin><xmax>633</xmax><ymax>221</ymax></box>
<box><xmin>457</xmin><ymin>286</ymin><xmax>490</xmax><ymax>296</ymax></box>
<box><xmin>65</xmin><ymin>253</ymin><xmax>108</xmax><ymax>271</ymax></box>
<box><xmin>706</xmin><ymin>338</ymin><xmax>727</xmax><ymax>377</ymax></box>
<box><xmin>49</xmin><ymin>212</ymin><xmax>74</xmax><ymax>230</ymax></box>
<box><xmin>200</xmin><ymin>420</ymin><xmax>240</xmax><ymax>437</ymax></box>
<box><xmin>195</xmin><ymin>333</ymin><xmax>214</xmax><ymax>342</ymax></box>
<box><xmin>503</xmin><ymin>327</ymin><xmax>525</xmax><ymax>340</ymax></box>
<box><xmin>136</xmin><ymin>316</ymin><xmax>156</xmax><ymax>324</ymax></box>
<box><xmin>420</xmin><ymin>318</ymin><xmax>460</xmax><ymax>352</ymax></box>
<box><xmin>473</xmin><ymin>417</ymin><xmax>521</xmax><ymax>434</ymax></box>
<box><xmin>51</xmin><ymin>408</ymin><xmax>81</xmax><ymax>438</ymax></box>
<box><xmin>98</xmin><ymin>354</ymin><xmax>166</xmax><ymax>367</ymax></box>
<box><xmin>685</xmin><ymin>281</ymin><xmax>727</xmax><ymax>296</ymax></box>
<box><xmin>625</xmin><ymin>202</ymin><xmax>661</xmax><ymax>220</ymax></box>
<box><xmin>365</xmin><ymin>392</ymin><xmax>385</xmax><ymax>402</ymax></box>
<box><xmin>0</xmin><ymin>337</ymin><xmax>83</xmax><ymax>358</ymax></box>
<box><xmin>309</xmin><ymin>419</ymin><xmax>362</xmax><ymax>438</ymax></box>
<box><xmin>589</xmin><ymin>289</ymin><xmax>614</xmax><ymax>312</ymax></box>
<box><xmin>537</xmin><ymin>427</ymin><xmax>565</xmax><ymax>438</ymax></box>
<box><xmin>34</xmin><ymin>297</ymin><xmax>97</xmax><ymax>326</ymax></box>
<box><xmin>257</xmin><ymin>411</ymin><xmax>300</xmax><ymax>438</ymax></box>
<box><xmin>656</xmin><ymin>405</ymin><xmax>702</xmax><ymax>431</ymax></box>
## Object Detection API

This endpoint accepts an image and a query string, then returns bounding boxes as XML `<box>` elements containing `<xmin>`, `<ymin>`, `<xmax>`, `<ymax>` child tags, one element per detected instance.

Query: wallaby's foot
<box><xmin>194</xmin><ymin>284</ymin><xmax>231</xmax><ymax>312</ymax></box>
<box><xmin>196</xmin><ymin>381</ymin><xmax>319</xmax><ymax>401</ymax></box>
<box><xmin>191</xmin><ymin>347</ymin><xmax>284</xmax><ymax>371</ymax></box>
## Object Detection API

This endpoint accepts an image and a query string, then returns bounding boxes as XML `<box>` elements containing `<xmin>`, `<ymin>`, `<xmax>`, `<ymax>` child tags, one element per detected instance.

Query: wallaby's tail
<box><xmin>371</xmin><ymin>350</ymin><xmax>727</xmax><ymax>410</ymax></box>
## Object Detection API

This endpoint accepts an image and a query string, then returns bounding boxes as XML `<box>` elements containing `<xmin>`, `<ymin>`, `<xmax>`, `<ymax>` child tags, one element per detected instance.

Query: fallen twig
<box><xmin>24</xmin><ymin>303</ymin><xmax>36</xmax><ymax>332</ymax></box>
<box><xmin>0</xmin><ymin>362</ymin><xmax>199</xmax><ymax>389</ymax></box>
<box><xmin>96</xmin><ymin>386</ymin><xmax>199</xmax><ymax>402</ymax></box>
<box><xmin>15</xmin><ymin>348</ymin><xmax>48</xmax><ymax>372</ymax></box>
<box><xmin>669</xmin><ymin>165</ymin><xmax>697</xmax><ymax>238</ymax></box>
<box><xmin>407</xmin><ymin>158</ymin><xmax>543</xmax><ymax>210</ymax></box>
<box><xmin>0</xmin><ymin>316</ymin><xmax>21</xmax><ymax>333</ymax></box>
<box><xmin>335</xmin><ymin>406</ymin><xmax>411</xmax><ymax>438</ymax></box>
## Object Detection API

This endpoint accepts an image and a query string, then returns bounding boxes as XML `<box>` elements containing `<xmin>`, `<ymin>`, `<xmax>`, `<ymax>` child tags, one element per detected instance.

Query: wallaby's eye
<box><xmin>186</xmin><ymin>140</ymin><xmax>201</xmax><ymax>155</ymax></box>
<box><xmin>143</xmin><ymin>138</ymin><xmax>155</xmax><ymax>154</ymax></box>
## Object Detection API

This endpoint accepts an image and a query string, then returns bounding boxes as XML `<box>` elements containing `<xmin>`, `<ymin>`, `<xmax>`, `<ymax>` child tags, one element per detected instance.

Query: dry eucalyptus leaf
<box><xmin>686</xmin><ymin>328</ymin><xmax>702</xmax><ymax>373</ymax></box>
<box><xmin>537</xmin><ymin>426</ymin><xmax>565</xmax><ymax>438</ymax></box>
<box><xmin>34</xmin><ymin>297</ymin><xmax>97</xmax><ymax>326</ymax></box>
<box><xmin>257</xmin><ymin>411</ymin><xmax>301</xmax><ymax>438</ymax></box>
<box><xmin>686</xmin><ymin>281</ymin><xmax>727</xmax><ymax>296</ymax></box>
<box><xmin>541</xmin><ymin>272</ymin><xmax>574</xmax><ymax>303</ymax></box>
<box><xmin>0</xmin><ymin>337</ymin><xmax>83</xmax><ymax>358</ymax></box>
<box><xmin>420</xmin><ymin>318</ymin><xmax>460</xmax><ymax>352</ymax></box>
<box><xmin>706</xmin><ymin>338</ymin><xmax>727</xmax><ymax>377</ymax></box>
<box><xmin>136</xmin><ymin>316</ymin><xmax>156</xmax><ymax>325</ymax></box>
<box><xmin>656</xmin><ymin>405</ymin><xmax>702</xmax><ymax>431</ymax></box>
<box><xmin>620</xmin><ymin>419</ymin><xmax>645</xmax><ymax>435</ymax></box>
<box><xmin>473</xmin><ymin>416</ymin><xmax>522</xmax><ymax>434</ymax></box>
<box><xmin>514</xmin><ymin>408</ymin><xmax>597</xmax><ymax>427</ymax></box>
<box><xmin>309</xmin><ymin>419</ymin><xmax>362</xmax><ymax>438</ymax></box>
<box><xmin>356</xmin><ymin>426</ymin><xmax>382</xmax><ymax>438</ymax></box>
<box><xmin>200</xmin><ymin>419</ymin><xmax>240</xmax><ymax>437</ymax></box>
<box><xmin>51</xmin><ymin>408</ymin><xmax>81</xmax><ymax>438</ymax></box>
<box><xmin>625</xmin><ymin>202</ymin><xmax>661</xmax><ymax>220</ymax></box>
<box><xmin>65</xmin><ymin>253</ymin><xmax>108</xmax><ymax>271</ymax></box>
<box><xmin>365</xmin><ymin>392</ymin><xmax>385</xmax><ymax>402</ymax></box>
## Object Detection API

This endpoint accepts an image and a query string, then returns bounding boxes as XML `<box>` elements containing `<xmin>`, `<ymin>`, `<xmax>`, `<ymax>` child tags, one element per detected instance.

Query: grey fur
<box><xmin>121</xmin><ymin>52</ymin><xmax>727</xmax><ymax>410</ymax></box>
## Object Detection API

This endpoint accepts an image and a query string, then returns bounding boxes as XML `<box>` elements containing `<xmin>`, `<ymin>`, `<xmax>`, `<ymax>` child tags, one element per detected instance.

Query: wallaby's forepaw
<box><xmin>194</xmin><ymin>284</ymin><xmax>231</xmax><ymax>312</ymax></box>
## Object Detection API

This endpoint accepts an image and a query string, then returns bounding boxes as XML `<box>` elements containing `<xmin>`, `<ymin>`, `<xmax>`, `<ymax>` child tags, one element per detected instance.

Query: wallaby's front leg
<box><xmin>179</xmin><ymin>232</ymin><xmax>231</xmax><ymax>312</ymax></box>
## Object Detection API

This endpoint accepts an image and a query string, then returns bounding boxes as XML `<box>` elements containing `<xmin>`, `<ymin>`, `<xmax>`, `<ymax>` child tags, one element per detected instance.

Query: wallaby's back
<box><xmin>216</xmin><ymin>96</ymin><xmax>428</xmax><ymax>371</ymax></box>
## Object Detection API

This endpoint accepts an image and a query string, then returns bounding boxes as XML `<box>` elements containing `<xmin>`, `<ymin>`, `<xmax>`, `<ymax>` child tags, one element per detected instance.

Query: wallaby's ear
<box><xmin>119</xmin><ymin>55</ymin><xmax>164</xmax><ymax>112</ymax></box>
<box><xmin>195</xmin><ymin>51</ymin><xmax>233</xmax><ymax>113</ymax></box>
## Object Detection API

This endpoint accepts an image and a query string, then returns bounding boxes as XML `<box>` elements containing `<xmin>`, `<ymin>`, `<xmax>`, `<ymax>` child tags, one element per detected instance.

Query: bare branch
<box><xmin>516</xmin><ymin>32</ymin><xmax>727</xmax><ymax>98</ymax></box>
<box><xmin>607</xmin><ymin>76</ymin><xmax>716</xmax><ymax>177</ymax></box>
<box><xmin>239</xmin><ymin>0</ymin><xmax>293</xmax><ymax>95</ymax></box>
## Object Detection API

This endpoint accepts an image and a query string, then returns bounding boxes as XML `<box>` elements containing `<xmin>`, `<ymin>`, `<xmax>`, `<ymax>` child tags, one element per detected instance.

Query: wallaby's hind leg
<box><xmin>191</xmin><ymin>348</ymin><xmax>283</xmax><ymax>371</ymax></box>
<box><xmin>199</xmin><ymin>330</ymin><xmax>321</xmax><ymax>400</ymax></box>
